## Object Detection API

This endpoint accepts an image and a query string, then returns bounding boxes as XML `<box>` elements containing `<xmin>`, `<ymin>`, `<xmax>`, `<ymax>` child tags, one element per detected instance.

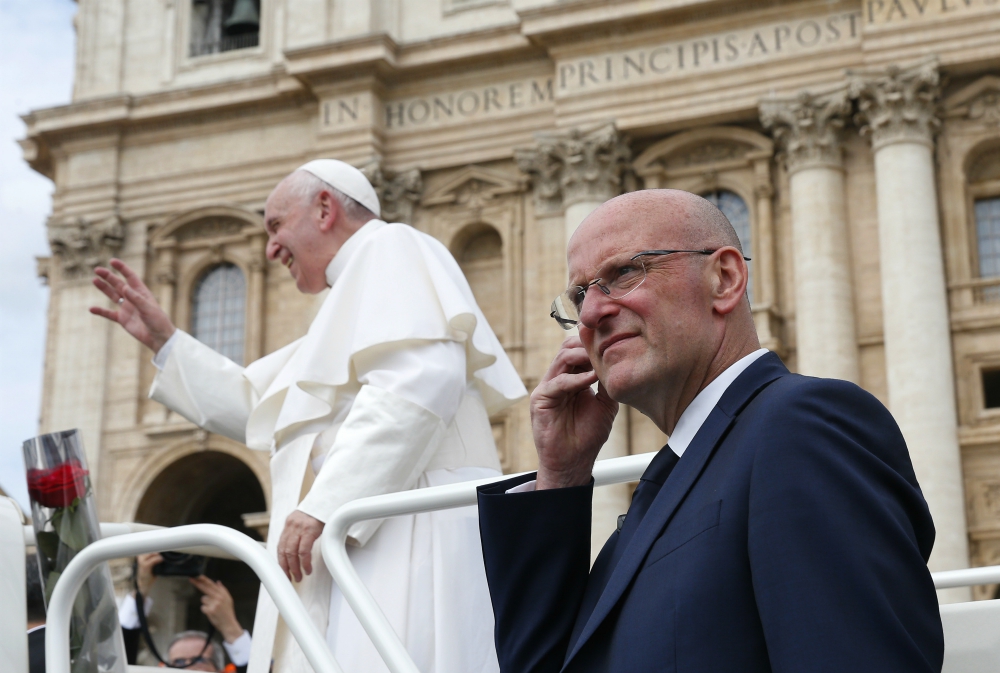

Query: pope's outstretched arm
<box><xmin>90</xmin><ymin>258</ymin><xmax>254</xmax><ymax>442</ymax></box>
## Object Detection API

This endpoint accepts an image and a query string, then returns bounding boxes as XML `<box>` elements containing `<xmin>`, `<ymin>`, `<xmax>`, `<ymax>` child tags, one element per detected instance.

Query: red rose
<box><xmin>27</xmin><ymin>461</ymin><xmax>89</xmax><ymax>509</ymax></box>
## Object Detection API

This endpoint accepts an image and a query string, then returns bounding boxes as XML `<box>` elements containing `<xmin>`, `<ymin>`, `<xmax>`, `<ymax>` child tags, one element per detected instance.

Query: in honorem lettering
<box><xmin>385</xmin><ymin>78</ymin><xmax>554</xmax><ymax>129</ymax></box>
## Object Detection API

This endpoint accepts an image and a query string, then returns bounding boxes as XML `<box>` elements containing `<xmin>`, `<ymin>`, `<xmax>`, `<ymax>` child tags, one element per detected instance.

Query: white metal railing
<box><xmin>44</xmin><ymin>524</ymin><xmax>342</xmax><ymax>673</ymax></box>
<box><xmin>319</xmin><ymin>452</ymin><xmax>657</xmax><ymax>673</ymax></box>
<box><xmin>933</xmin><ymin>565</ymin><xmax>1000</xmax><ymax>590</ymax></box>
<box><xmin>25</xmin><ymin>521</ymin><xmax>265</xmax><ymax>562</ymax></box>
<box><xmin>49</xmin><ymin>451</ymin><xmax>988</xmax><ymax>673</ymax></box>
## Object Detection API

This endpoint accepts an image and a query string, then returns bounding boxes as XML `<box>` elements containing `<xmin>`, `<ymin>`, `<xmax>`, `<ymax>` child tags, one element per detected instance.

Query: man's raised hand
<box><xmin>190</xmin><ymin>575</ymin><xmax>245</xmax><ymax>643</ymax></box>
<box><xmin>90</xmin><ymin>259</ymin><xmax>176</xmax><ymax>353</ymax></box>
<box><xmin>531</xmin><ymin>335</ymin><xmax>618</xmax><ymax>490</ymax></box>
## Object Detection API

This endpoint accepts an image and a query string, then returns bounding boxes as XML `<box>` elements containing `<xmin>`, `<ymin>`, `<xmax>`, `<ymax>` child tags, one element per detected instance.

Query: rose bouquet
<box><xmin>24</xmin><ymin>429</ymin><xmax>127</xmax><ymax>673</ymax></box>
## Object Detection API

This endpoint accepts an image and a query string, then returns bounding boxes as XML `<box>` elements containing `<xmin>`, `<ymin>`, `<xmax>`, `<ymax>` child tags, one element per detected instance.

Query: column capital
<box><xmin>515</xmin><ymin>122</ymin><xmax>631</xmax><ymax>213</ymax></box>
<box><xmin>759</xmin><ymin>88</ymin><xmax>851</xmax><ymax>173</ymax></box>
<box><xmin>47</xmin><ymin>214</ymin><xmax>125</xmax><ymax>281</ymax></box>
<box><xmin>360</xmin><ymin>161</ymin><xmax>423</xmax><ymax>225</ymax></box>
<box><xmin>849</xmin><ymin>58</ymin><xmax>941</xmax><ymax>150</ymax></box>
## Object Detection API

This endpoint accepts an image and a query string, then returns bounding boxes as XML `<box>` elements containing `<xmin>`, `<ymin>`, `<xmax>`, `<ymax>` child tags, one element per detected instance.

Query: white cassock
<box><xmin>148</xmin><ymin>219</ymin><xmax>527</xmax><ymax>673</ymax></box>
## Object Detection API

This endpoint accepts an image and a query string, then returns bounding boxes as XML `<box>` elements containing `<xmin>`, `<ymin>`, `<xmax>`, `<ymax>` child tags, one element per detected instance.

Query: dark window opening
<box><xmin>983</xmin><ymin>368</ymin><xmax>1000</xmax><ymax>409</ymax></box>
<box><xmin>190</xmin><ymin>0</ymin><xmax>260</xmax><ymax>57</ymax></box>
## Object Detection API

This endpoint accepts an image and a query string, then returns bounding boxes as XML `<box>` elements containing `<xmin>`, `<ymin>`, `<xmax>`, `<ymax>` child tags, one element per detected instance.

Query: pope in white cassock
<box><xmin>89</xmin><ymin>160</ymin><xmax>527</xmax><ymax>673</ymax></box>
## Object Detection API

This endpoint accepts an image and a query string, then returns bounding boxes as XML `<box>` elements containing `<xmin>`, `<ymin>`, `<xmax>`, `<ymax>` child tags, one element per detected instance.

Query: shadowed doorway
<box><xmin>135</xmin><ymin>450</ymin><xmax>266</xmax><ymax>656</ymax></box>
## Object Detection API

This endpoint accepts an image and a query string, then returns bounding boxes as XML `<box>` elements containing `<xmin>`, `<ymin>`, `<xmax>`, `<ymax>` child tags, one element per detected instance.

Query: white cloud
<box><xmin>0</xmin><ymin>0</ymin><xmax>78</xmax><ymax>510</ymax></box>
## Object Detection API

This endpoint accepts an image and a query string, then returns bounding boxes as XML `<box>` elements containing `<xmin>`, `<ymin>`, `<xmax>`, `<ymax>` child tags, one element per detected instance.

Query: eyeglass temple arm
<box><xmin>634</xmin><ymin>249</ymin><xmax>751</xmax><ymax>261</ymax></box>
<box><xmin>550</xmin><ymin>310</ymin><xmax>578</xmax><ymax>327</ymax></box>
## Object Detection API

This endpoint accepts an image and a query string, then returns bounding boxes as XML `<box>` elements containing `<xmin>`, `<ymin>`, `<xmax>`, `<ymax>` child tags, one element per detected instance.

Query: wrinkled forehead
<box><xmin>566</xmin><ymin>205</ymin><xmax>685</xmax><ymax>283</ymax></box>
<box><xmin>169</xmin><ymin>637</ymin><xmax>212</xmax><ymax>657</ymax></box>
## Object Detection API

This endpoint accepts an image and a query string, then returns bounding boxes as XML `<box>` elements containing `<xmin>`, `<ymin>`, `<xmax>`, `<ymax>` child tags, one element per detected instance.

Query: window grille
<box><xmin>191</xmin><ymin>263</ymin><xmax>246</xmax><ymax>364</ymax></box>
<box><xmin>976</xmin><ymin>197</ymin><xmax>1000</xmax><ymax>276</ymax></box>
<box><xmin>702</xmin><ymin>190</ymin><xmax>752</xmax><ymax>303</ymax></box>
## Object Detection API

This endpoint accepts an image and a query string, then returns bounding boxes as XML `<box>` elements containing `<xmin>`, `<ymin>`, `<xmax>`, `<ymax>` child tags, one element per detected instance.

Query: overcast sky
<box><xmin>0</xmin><ymin>0</ymin><xmax>77</xmax><ymax>509</ymax></box>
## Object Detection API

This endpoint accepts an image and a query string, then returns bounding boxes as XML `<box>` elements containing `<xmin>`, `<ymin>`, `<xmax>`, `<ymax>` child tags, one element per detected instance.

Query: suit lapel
<box><xmin>563</xmin><ymin>353</ymin><xmax>788</xmax><ymax>667</ymax></box>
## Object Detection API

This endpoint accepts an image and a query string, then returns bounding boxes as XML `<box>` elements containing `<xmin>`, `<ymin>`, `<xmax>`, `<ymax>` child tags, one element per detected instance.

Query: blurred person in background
<box><xmin>120</xmin><ymin>553</ymin><xmax>251</xmax><ymax>671</ymax></box>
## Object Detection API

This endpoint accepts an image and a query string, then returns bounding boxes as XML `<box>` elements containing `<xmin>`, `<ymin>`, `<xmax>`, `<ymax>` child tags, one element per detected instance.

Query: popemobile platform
<box><xmin>0</xmin><ymin>452</ymin><xmax>997</xmax><ymax>673</ymax></box>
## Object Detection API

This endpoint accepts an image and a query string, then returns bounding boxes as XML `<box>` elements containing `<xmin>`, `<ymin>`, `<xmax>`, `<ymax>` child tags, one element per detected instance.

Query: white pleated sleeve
<box><xmin>148</xmin><ymin>330</ymin><xmax>255</xmax><ymax>443</ymax></box>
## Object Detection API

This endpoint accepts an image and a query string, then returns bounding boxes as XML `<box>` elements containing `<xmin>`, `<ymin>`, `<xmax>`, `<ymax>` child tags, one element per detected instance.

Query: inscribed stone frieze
<box><xmin>555</xmin><ymin>11</ymin><xmax>862</xmax><ymax>95</ymax></box>
<box><xmin>319</xmin><ymin>76</ymin><xmax>554</xmax><ymax>135</ymax></box>
<box><xmin>865</xmin><ymin>0</ymin><xmax>1000</xmax><ymax>26</ymax></box>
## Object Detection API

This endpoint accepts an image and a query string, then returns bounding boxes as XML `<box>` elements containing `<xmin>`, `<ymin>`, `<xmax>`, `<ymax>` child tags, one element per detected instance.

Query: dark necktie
<box><xmin>570</xmin><ymin>445</ymin><xmax>681</xmax><ymax>645</ymax></box>
<box><xmin>615</xmin><ymin>446</ymin><xmax>680</xmax><ymax>551</ymax></box>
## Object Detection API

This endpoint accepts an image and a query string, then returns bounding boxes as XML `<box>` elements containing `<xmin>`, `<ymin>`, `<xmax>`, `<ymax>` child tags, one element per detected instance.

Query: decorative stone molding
<box><xmin>47</xmin><ymin>214</ymin><xmax>125</xmax><ymax>280</ymax></box>
<box><xmin>944</xmin><ymin>76</ymin><xmax>1000</xmax><ymax>128</ymax></box>
<box><xmin>759</xmin><ymin>88</ymin><xmax>851</xmax><ymax>173</ymax></box>
<box><xmin>848</xmin><ymin>58</ymin><xmax>941</xmax><ymax>150</ymax></box>
<box><xmin>360</xmin><ymin>161</ymin><xmax>423</xmax><ymax>224</ymax></box>
<box><xmin>514</xmin><ymin>123</ymin><xmax>631</xmax><ymax>213</ymax></box>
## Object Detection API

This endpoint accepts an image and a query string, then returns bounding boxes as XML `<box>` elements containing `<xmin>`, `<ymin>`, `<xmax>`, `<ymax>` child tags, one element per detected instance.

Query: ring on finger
<box><xmin>118</xmin><ymin>298</ymin><xmax>124</xmax><ymax>305</ymax></box>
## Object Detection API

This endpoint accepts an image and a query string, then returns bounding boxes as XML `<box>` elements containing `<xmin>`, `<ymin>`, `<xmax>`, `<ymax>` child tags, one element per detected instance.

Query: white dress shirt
<box><xmin>509</xmin><ymin>348</ymin><xmax>769</xmax><ymax>493</ymax></box>
<box><xmin>117</xmin><ymin>594</ymin><xmax>253</xmax><ymax>666</ymax></box>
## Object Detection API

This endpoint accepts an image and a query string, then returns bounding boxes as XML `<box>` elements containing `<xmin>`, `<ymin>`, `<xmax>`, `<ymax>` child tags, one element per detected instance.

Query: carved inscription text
<box><xmin>556</xmin><ymin>12</ymin><xmax>862</xmax><ymax>94</ymax></box>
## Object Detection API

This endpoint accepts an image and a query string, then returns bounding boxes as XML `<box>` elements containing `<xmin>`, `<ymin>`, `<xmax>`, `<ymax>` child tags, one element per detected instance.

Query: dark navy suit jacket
<box><xmin>478</xmin><ymin>353</ymin><xmax>943</xmax><ymax>672</ymax></box>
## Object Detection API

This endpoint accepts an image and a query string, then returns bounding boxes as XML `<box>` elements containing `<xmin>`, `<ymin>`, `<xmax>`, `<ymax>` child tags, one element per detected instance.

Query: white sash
<box><xmin>247</xmin><ymin>432</ymin><xmax>332</xmax><ymax>673</ymax></box>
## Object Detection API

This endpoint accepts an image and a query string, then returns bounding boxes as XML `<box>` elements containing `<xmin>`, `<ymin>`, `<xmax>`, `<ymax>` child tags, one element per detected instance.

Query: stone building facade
<box><xmin>19</xmin><ymin>0</ymin><xmax>1000</xmax><ymax>631</ymax></box>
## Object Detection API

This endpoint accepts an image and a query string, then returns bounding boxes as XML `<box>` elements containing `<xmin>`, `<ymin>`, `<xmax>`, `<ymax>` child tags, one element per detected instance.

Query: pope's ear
<box><xmin>316</xmin><ymin>190</ymin><xmax>340</xmax><ymax>232</ymax></box>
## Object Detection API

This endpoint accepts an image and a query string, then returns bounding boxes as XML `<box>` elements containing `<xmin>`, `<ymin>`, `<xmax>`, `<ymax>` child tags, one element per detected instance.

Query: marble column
<box><xmin>850</xmin><ymin>60</ymin><xmax>970</xmax><ymax>588</ymax></box>
<box><xmin>517</xmin><ymin>123</ymin><xmax>634</xmax><ymax>560</ymax></box>
<box><xmin>760</xmin><ymin>89</ymin><xmax>859</xmax><ymax>382</ymax></box>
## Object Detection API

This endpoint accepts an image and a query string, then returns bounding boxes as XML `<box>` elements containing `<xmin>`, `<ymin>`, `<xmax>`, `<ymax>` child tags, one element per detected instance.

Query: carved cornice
<box><xmin>759</xmin><ymin>88</ymin><xmax>851</xmax><ymax>173</ymax></box>
<box><xmin>849</xmin><ymin>58</ymin><xmax>941</xmax><ymax>150</ymax></box>
<box><xmin>515</xmin><ymin>122</ymin><xmax>630</xmax><ymax>213</ymax></box>
<box><xmin>361</xmin><ymin>161</ymin><xmax>423</xmax><ymax>224</ymax></box>
<box><xmin>47</xmin><ymin>215</ymin><xmax>126</xmax><ymax>280</ymax></box>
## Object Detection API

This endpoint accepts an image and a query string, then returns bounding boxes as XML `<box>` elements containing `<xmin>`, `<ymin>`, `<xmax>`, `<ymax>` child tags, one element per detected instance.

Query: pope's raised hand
<box><xmin>531</xmin><ymin>335</ymin><xmax>618</xmax><ymax>490</ymax></box>
<box><xmin>90</xmin><ymin>259</ymin><xmax>176</xmax><ymax>353</ymax></box>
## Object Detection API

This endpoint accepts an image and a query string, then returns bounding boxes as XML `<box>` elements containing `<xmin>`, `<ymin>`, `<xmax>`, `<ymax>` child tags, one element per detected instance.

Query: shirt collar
<box><xmin>325</xmin><ymin>219</ymin><xmax>385</xmax><ymax>287</ymax></box>
<box><xmin>667</xmin><ymin>348</ymin><xmax>769</xmax><ymax>457</ymax></box>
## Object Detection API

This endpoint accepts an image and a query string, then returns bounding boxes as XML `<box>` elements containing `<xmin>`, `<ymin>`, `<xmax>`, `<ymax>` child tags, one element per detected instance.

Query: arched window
<box><xmin>191</xmin><ymin>263</ymin><xmax>246</xmax><ymax>363</ymax></box>
<box><xmin>456</xmin><ymin>225</ymin><xmax>505</xmax><ymax>342</ymax></box>
<box><xmin>702</xmin><ymin>190</ymin><xmax>752</xmax><ymax>303</ymax></box>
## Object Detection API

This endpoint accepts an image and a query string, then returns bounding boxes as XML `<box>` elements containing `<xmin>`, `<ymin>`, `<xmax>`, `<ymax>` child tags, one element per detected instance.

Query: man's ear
<box><xmin>710</xmin><ymin>247</ymin><xmax>748</xmax><ymax>315</ymax></box>
<box><xmin>316</xmin><ymin>190</ymin><xmax>341</xmax><ymax>232</ymax></box>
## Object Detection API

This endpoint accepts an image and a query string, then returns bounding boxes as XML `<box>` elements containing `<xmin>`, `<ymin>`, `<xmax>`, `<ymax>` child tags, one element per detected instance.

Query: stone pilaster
<box><xmin>360</xmin><ymin>161</ymin><xmax>423</xmax><ymax>225</ymax></box>
<box><xmin>850</xmin><ymin>59</ymin><xmax>970</xmax><ymax>593</ymax></box>
<box><xmin>41</xmin><ymin>215</ymin><xmax>126</xmax><ymax>480</ymax></box>
<box><xmin>760</xmin><ymin>89</ymin><xmax>859</xmax><ymax>382</ymax></box>
<box><xmin>516</xmin><ymin>123</ymin><xmax>632</xmax><ymax>560</ymax></box>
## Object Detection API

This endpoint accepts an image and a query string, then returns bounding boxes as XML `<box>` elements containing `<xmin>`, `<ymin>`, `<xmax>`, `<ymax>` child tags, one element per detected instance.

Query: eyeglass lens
<box><xmin>552</xmin><ymin>255</ymin><xmax>648</xmax><ymax>324</ymax></box>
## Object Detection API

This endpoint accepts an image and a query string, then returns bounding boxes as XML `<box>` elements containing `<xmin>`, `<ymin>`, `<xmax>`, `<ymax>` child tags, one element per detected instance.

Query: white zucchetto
<box><xmin>297</xmin><ymin>159</ymin><xmax>381</xmax><ymax>218</ymax></box>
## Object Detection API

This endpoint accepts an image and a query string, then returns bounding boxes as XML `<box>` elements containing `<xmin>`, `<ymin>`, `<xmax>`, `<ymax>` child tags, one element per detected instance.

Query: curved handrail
<box><xmin>45</xmin><ymin>524</ymin><xmax>342</xmax><ymax>673</ymax></box>
<box><xmin>320</xmin><ymin>451</ymin><xmax>657</xmax><ymax>673</ymax></box>
<box><xmin>932</xmin><ymin>565</ymin><xmax>1000</xmax><ymax>590</ymax></box>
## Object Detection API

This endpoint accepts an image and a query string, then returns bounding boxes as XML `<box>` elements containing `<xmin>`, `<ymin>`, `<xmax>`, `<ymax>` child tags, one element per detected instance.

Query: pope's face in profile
<box><xmin>263</xmin><ymin>182</ymin><xmax>331</xmax><ymax>295</ymax></box>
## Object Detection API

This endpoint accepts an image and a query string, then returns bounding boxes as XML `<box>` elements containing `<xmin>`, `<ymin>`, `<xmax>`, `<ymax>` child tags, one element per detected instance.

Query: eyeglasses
<box><xmin>167</xmin><ymin>655</ymin><xmax>216</xmax><ymax>670</ymax></box>
<box><xmin>549</xmin><ymin>248</ymin><xmax>751</xmax><ymax>330</ymax></box>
